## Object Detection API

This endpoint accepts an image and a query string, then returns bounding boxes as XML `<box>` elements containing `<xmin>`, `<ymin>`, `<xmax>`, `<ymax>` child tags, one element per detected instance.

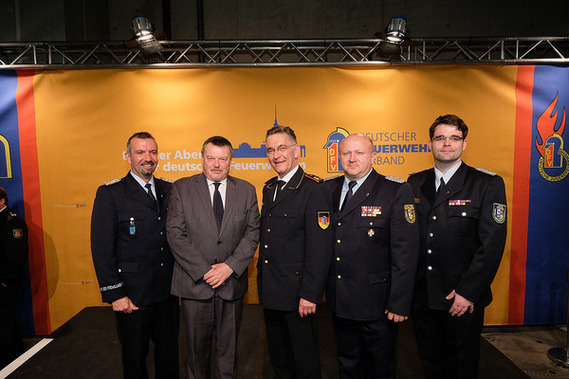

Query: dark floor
<box><xmin>7</xmin><ymin>304</ymin><xmax>527</xmax><ymax>378</ymax></box>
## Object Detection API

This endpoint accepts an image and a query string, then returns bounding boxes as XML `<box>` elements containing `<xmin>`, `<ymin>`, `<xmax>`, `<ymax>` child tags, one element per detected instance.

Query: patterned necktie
<box><xmin>213</xmin><ymin>182</ymin><xmax>224</xmax><ymax>231</ymax></box>
<box><xmin>275</xmin><ymin>180</ymin><xmax>286</xmax><ymax>200</ymax></box>
<box><xmin>341</xmin><ymin>181</ymin><xmax>357</xmax><ymax>210</ymax></box>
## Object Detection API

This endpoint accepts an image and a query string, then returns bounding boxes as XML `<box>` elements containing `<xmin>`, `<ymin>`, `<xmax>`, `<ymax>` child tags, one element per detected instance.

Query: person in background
<box><xmin>0</xmin><ymin>187</ymin><xmax>29</xmax><ymax>370</ymax></box>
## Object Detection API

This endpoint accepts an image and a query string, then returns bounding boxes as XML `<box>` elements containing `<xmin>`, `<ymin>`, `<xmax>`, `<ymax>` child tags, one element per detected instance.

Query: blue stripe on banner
<box><xmin>524</xmin><ymin>65</ymin><xmax>569</xmax><ymax>324</ymax></box>
<box><xmin>0</xmin><ymin>70</ymin><xmax>35</xmax><ymax>334</ymax></box>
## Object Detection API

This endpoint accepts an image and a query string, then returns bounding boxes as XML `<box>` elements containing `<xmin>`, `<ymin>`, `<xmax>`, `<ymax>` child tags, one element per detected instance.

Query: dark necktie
<box><xmin>275</xmin><ymin>180</ymin><xmax>286</xmax><ymax>200</ymax></box>
<box><xmin>213</xmin><ymin>182</ymin><xmax>224</xmax><ymax>231</ymax></box>
<box><xmin>145</xmin><ymin>183</ymin><xmax>157</xmax><ymax>206</ymax></box>
<box><xmin>436</xmin><ymin>178</ymin><xmax>446</xmax><ymax>197</ymax></box>
<box><xmin>341</xmin><ymin>181</ymin><xmax>357</xmax><ymax>211</ymax></box>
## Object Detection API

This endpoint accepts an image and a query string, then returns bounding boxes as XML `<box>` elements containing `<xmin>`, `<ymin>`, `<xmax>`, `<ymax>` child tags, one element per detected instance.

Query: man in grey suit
<box><xmin>166</xmin><ymin>135</ymin><xmax>260</xmax><ymax>379</ymax></box>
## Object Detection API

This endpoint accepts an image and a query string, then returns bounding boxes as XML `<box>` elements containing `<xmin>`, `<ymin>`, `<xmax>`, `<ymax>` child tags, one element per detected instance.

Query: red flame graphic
<box><xmin>535</xmin><ymin>93</ymin><xmax>566</xmax><ymax>157</ymax></box>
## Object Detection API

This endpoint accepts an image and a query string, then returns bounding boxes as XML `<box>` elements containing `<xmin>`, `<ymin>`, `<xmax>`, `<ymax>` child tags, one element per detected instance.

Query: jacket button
<box><xmin>118</xmin><ymin>268</ymin><xmax>122</xmax><ymax>273</ymax></box>
<box><xmin>336</xmin><ymin>257</ymin><xmax>341</xmax><ymax>261</ymax></box>
<box><xmin>158</xmin><ymin>216</ymin><xmax>161</xmax><ymax>221</ymax></box>
<box><xmin>432</xmin><ymin>215</ymin><xmax>437</xmax><ymax>220</ymax></box>
<box><xmin>217</xmin><ymin>241</ymin><xmax>222</xmax><ymax>245</ymax></box>
<box><xmin>264</xmin><ymin>244</ymin><xmax>268</xmax><ymax>248</ymax></box>
<box><xmin>264</xmin><ymin>260</ymin><xmax>268</xmax><ymax>264</ymax></box>
<box><xmin>337</xmin><ymin>239</ymin><xmax>341</xmax><ymax>244</ymax></box>
<box><xmin>283</xmin><ymin>213</ymin><xmax>287</xmax><ymax>217</ymax></box>
<box><xmin>427</xmin><ymin>249</ymin><xmax>432</xmax><ymax>254</ymax></box>
<box><xmin>427</xmin><ymin>266</ymin><xmax>433</xmax><ymax>271</ymax></box>
<box><xmin>337</xmin><ymin>275</ymin><xmax>342</xmax><ymax>279</ymax></box>
<box><xmin>428</xmin><ymin>232</ymin><xmax>434</xmax><ymax>238</ymax></box>
<box><xmin>462</xmin><ymin>212</ymin><xmax>467</xmax><ymax>216</ymax></box>
<box><xmin>337</xmin><ymin>222</ymin><xmax>342</xmax><ymax>226</ymax></box>
<box><xmin>267</xmin><ymin>228</ymin><xmax>271</xmax><ymax>232</ymax></box>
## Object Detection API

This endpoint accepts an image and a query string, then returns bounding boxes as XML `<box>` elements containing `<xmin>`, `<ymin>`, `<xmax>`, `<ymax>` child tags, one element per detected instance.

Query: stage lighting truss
<box><xmin>0</xmin><ymin>37</ymin><xmax>567</xmax><ymax>69</ymax></box>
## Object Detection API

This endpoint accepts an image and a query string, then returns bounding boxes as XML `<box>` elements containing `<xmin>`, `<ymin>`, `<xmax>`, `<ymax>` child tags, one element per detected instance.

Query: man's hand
<box><xmin>386</xmin><ymin>309</ymin><xmax>408</xmax><ymax>322</ymax></box>
<box><xmin>112</xmin><ymin>296</ymin><xmax>139</xmax><ymax>314</ymax></box>
<box><xmin>298</xmin><ymin>298</ymin><xmax>317</xmax><ymax>318</ymax></box>
<box><xmin>446</xmin><ymin>290</ymin><xmax>474</xmax><ymax>317</ymax></box>
<box><xmin>204</xmin><ymin>263</ymin><xmax>233</xmax><ymax>289</ymax></box>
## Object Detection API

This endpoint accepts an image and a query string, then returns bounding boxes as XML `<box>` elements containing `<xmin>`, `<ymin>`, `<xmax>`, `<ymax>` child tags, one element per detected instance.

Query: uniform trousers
<box><xmin>0</xmin><ymin>284</ymin><xmax>24</xmax><ymax>370</ymax></box>
<box><xmin>332</xmin><ymin>314</ymin><xmax>398</xmax><ymax>379</ymax></box>
<box><xmin>263</xmin><ymin>308</ymin><xmax>321</xmax><ymax>379</ymax></box>
<box><xmin>114</xmin><ymin>295</ymin><xmax>179</xmax><ymax>379</ymax></box>
<box><xmin>181</xmin><ymin>295</ymin><xmax>243</xmax><ymax>379</ymax></box>
<box><xmin>412</xmin><ymin>303</ymin><xmax>485</xmax><ymax>379</ymax></box>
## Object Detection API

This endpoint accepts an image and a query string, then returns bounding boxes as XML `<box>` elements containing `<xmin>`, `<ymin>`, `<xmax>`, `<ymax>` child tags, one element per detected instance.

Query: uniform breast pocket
<box><xmin>118</xmin><ymin>211</ymin><xmax>146</xmax><ymax>238</ymax></box>
<box><xmin>448</xmin><ymin>206</ymin><xmax>479</xmax><ymax>238</ymax></box>
<box><xmin>357</xmin><ymin>218</ymin><xmax>386</xmax><ymax>247</ymax></box>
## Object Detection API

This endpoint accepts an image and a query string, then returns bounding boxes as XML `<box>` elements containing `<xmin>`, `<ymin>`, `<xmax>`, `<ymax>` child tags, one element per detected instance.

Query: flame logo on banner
<box><xmin>323</xmin><ymin>127</ymin><xmax>350</xmax><ymax>173</ymax></box>
<box><xmin>535</xmin><ymin>93</ymin><xmax>569</xmax><ymax>181</ymax></box>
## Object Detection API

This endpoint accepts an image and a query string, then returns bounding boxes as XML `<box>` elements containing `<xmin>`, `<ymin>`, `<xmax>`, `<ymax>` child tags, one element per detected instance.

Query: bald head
<box><xmin>339</xmin><ymin>134</ymin><xmax>376</xmax><ymax>181</ymax></box>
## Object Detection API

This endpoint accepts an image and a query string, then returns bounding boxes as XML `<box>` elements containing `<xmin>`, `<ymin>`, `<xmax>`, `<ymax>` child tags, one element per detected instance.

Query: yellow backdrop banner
<box><xmin>31</xmin><ymin>65</ymin><xmax>517</xmax><ymax>330</ymax></box>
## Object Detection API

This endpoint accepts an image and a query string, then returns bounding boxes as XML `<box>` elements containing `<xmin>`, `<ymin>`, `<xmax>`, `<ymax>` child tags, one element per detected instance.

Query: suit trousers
<box><xmin>412</xmin><ymin>303</ymin><xmax>485</xmax><ymax>379</ymax></box>
<box><xmin>263</xmin><ymin>308</ymin><xmax>321</xmax><ymax>379</ymax></box>
<box><xmin>332</xmin><ymin>314</ymin><xmax>398</xmax><ymax>379</ymax></box>
<box><xmin>114</xmin><ymin>296</ymin><xmax>180</xmax><ymax>379</ymax></box>
<box><xmin>181</xmin><ymin>295</ymin><xmax>243</xmax><ymax>379</ymax></box>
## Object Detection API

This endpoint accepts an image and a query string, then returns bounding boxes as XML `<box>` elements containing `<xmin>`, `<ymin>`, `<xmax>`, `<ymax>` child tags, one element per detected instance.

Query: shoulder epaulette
<box><xmin>325</xmin><ymin>175</ymin><xmax>341</xmax><ymax>181</ymax></box>
<box><xmin>475</xmin><ymin>167</ymin><xmax>497</xmax><ymax>176</ymax></box>
<box><xmin>9</xmin><ymin>212</ymin><xmax>17</xmax><ymax>217</ymax></box>
<box><xmin>104</xmin><ymin>178</ymin><xmax>122</xmax><ymax>186</ymax></box>
<box><xmin>264</xmin><ymin>176</ymin><xmax>278</xmax><ymax>186</ymax></box>
<box><xmin>304</xmin><ymin>173</ymin><xmax>323</xmax><ymax>183</ymax></box>
<box><xmin>159</xmin><ymin>177</ymin><xmax>174</xmax><ymax>183</ymax></box>
<box><xmin>386</xmin><ymin>175</ymin><xmax>405</xmax><ymax>183</ymax></box>
<box><xmin>409</xmin><ymin>168</ymin><xmax>431</xmax><ymax>176</ymax></box>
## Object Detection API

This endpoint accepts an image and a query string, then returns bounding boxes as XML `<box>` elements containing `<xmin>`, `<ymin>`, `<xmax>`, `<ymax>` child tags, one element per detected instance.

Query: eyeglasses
<box><xmin>266</xmin><ymin>144</ymin><xmax>296</xmax><ymax>155</ymax></box>
<box><xmin>431</xmin><ymin>135</ymin><xmax>464</xmax><ymax>142</ymax></box>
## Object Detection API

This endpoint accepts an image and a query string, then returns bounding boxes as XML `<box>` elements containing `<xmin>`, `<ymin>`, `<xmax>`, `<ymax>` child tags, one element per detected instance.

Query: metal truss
<box><xmin>0</xmin><ymin>37</ymin><xmax>568</xmax><ymax>69</ymax></box>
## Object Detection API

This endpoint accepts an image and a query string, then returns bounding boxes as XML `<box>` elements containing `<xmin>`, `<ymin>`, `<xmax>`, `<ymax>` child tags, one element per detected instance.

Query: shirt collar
<box><xmin>206</xmin><ymin>177</ymin><xmax>228</xmax><ymax>187</ymax></box>
<box><xmin>130</xmin><ymin>170</ymin><xmax>155</xmax><ymax>189</ymax></box>
<box><xmin>278</xmin><ymin>164</ymin><xmax>300</xmax><ymax>184</ymax></box>
<box><xmin>434</xmin><ymin>160</ymin><xmax>462</xmax><ymax>185</ymax></box>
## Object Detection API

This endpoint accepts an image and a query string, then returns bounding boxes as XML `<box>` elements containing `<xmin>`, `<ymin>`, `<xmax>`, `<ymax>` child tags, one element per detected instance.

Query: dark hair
<box><xmin>265</xmin><ymin>125</ymin><xmax>297</xmax><ymax>144</ymax></box>
<box><xmin>0</xmin><ymin>187</ymin><xmax>7</xmax><ymax>206</ymax></box>
<box><xmin>126</xmin><ymin>132</ymin><xmax>156</xmax><ymax>153</ymax></box>
<box><xmin>428</xmin><ymin>114</ymin><xmax>469</xmax><ymax>139</ymax></box>
<box><xmin>201</xmin><ymin>136</ymin><xmax>233</xmax><ymax>157</ymax></box>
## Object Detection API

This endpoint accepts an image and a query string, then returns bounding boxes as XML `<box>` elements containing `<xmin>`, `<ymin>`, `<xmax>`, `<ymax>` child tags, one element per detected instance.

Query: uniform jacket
<box><xmin>258</xmin><ymin>167</ymin><xmax>332</xmax><ymax>311</ymax></box>
<box><xmin>166</xmin><ymin>173</ymin><xmax>260</xmax><ymax>301</ymax></box>
<box><xmin>90</xmin><ymin>173</ymin><xmax>174</xmax><ymax>306</ymax></box>
<box><xmin>407</xmin><ymin>162</ymin><xmax>507</xmax><ymax>310</ymax></box>
<box><xmin>324</xmin><ymin>169</ymin><xmax>419</xmax><ymax>321</ymax></box>
<box><xmin>0</xmin><ymin>207</ymin><xmax>29</xmax><ymax>287</ymax></box>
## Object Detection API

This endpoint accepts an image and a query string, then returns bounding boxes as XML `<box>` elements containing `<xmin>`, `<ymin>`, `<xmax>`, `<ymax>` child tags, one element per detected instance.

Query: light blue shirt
<box><xmin>340</xmin><ymin>168</ymin><xmax>374</xmax><ymax>209</ymax></box>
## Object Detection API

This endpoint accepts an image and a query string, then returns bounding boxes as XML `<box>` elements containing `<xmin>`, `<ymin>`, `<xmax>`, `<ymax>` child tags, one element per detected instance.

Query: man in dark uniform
<box><xmin>258</xmin><ymin>125</ymin><xmax>331</xmax><ymax>379</ymax></box>
<box><xmin>407</xmin><ymin>114</ymin><xmax>507</xmax><ymax>379</ymax></box>
<box><xmin>91</xmin><ymin>132</ymin><xmax>179</xmax><ymax>378</ymax></box>
<box><xmin>0</xmin><ymin>187</ymin><xmax>29</xmax><ymax>370</ymax></box>
<box><xmin>323</xmin><ymin>134</ymin><xmax>419</xmax><ymax>379</ymax></box>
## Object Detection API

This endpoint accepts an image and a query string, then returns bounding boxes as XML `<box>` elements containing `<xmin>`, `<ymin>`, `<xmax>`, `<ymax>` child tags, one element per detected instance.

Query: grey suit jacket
<box><xmin>166</xmin><ymin>173</ymin><xmax>260</xmax><ymax>301</ymax></box>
